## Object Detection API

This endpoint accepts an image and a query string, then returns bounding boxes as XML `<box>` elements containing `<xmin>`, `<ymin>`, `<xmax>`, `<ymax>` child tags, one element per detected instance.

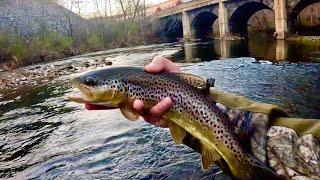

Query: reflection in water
<box><xmin>183</xmin><ymin>42</ymin><xmax>219</xmax><ymax>63</ymax></box>
<box><xmin>173</xmin><ymin>39</ymin><xmax>320</xmax><ymax>63</ymax></box>
<box><xmin>275</xmin><ymin>40</ymin><xmax>287</xmax><ymax>61</ymax></box>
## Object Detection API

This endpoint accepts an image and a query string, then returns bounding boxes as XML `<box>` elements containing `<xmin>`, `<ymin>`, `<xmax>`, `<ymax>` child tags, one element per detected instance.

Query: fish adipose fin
<box><xmin>175</xmin><ymin>73</ymin><xmax>215</xmax><ymax>95</ymax></box>
<box><xmin>201</xmin><ymin>145</ymin><xmax>221</xmax><ymax>169</ymax></box>
<box><xmin>120</xmin><ymin>104</ymin><xmax>139</xmax><ymax>121</ymax></box>
<box><xmin>175</xmin><ymin>73</ymin><xmax>207</xmax><ymax>89</ymax></box>
<box><xmin>169</xmin><ymin>123</ymin><xmax>187</xmax><ymax>144</ymax></box>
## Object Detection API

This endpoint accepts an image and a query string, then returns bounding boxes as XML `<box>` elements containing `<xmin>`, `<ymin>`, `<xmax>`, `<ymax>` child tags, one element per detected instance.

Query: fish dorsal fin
<box><xmin>120</xmin><ymin>104</ymin><xmax>139</xmax><ymax>121</ymax></box>
<box><xmin>201</xmin><ymin>145</ymin><xmax>221</xmax><ymax>169</ymax></box>
<box><xmin>176</xmin><ymin>73</ymin><xmax>207</xmax><ymax>89</ymax></box>
<box><xmin>169</xmin><ymin>122</ymin><xmax>187</xmax><ymax>144</ymax></box>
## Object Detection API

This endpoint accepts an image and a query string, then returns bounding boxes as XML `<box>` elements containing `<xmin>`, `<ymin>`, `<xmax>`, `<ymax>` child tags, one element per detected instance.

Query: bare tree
<box><xmin>93</xmin><ymin>0</ymin><xmax>105</xmax><ymax>44</ymax></box>
<box><xmin>117</xmin><ymin>0</ymin><xmax>144</xmax><ymax>43</ymax></box>
<box><xmin>57</xmin><ymin>0</ymin><xmax>75</xmax><ymax>36</ymax></box>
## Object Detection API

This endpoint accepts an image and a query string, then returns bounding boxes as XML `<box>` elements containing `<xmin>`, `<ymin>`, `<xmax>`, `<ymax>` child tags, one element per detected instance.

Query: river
<box><xmin>0</xmin><ymin>39</ymin><xmax>319</xmax><ymax>179</ymax></box>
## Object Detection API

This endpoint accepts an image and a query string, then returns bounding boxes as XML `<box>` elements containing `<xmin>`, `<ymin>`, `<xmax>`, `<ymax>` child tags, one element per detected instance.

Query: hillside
<box><xmin>0</xmin><ymin>0</ymin><xmax>85</xmax><ymax>36</ymax></box>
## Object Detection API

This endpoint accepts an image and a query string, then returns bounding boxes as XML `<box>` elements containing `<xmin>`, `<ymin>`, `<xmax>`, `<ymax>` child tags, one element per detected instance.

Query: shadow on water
<box><xmin>0</xmin><ymin>40</ymin><xmax>319</xmax><ymax>179</ymax></box>
<box><xmin>171</xmin><ymin>39</ymin><xmax>320</xmax><ymax>63</ymax></box>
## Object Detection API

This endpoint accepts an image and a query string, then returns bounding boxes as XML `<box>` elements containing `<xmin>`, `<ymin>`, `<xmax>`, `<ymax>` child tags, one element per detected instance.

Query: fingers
<box><xmin>145</xmin><ymin>56</ymin><xmax>181</xmax><ymax>73</ymax></box>
<box><xmin>133</xmin><ymin>97</ymin><xmax>172</xmax><ymax>128</ymax></box>
<box><xmin>149</xmin><ymin>97</ymin><xmax>173</xmax><ymax>116</ymax></box>
<box><xmin>133</xmin><ymin>99</ymin><xmax>144</xmax><ymax>111</ymax></box>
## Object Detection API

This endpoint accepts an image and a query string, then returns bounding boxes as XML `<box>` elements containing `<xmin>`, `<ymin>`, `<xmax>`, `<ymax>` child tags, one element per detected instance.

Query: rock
<box><xmin>105</xmin><ymin>61</ymin><xmax>112</xmax><ymax>65</ymax></box>
<box><xmin>84</xmin><ymin>62</ymin><xmax>90</xmax><ymax>67</ymax></box>
<box><xmin>20</xmin><ymin>77</ymin><xmax>27</xmax><ymax>81</ymax></box>
<box><xmin>67</xmin><ymin>65</ymin><xmax>74</xmax><ymax>69</ymax></box>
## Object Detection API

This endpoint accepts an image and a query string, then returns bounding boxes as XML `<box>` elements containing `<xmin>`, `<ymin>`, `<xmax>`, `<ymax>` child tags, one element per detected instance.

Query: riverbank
<box><xmin>1</xmin><ymin>38</ymin><xmax>320</xmax><ymax>99</ymax></box>
<box><xmin>287</xmin><ymin>35</ymin><xmax>320</xmax><ymax>44</ymax></box>
<box><xmin>0</xmin><ymin>54</ymin><xmax>113</xmax><ymax>98</ymax></box>
<box><xmin>0</xmin><ymin>31</ymin><xmax>154</xmax><ymax>71</ymax></box>
<box><xmin>0</xmin><ymin>43</ymin><xmax>174</xmax><ymax>99</ymax></box>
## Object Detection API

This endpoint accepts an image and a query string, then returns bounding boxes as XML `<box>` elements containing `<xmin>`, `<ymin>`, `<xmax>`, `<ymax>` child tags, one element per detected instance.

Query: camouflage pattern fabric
<box><xmin>217</xmin><ymin>103</ymin><xmax>320</xmax><ymax>179</ymax></box>
<box><xmin>268</xmin><ymin>127</ymin><xmax>320</xmax><ymax>179</ymax></box>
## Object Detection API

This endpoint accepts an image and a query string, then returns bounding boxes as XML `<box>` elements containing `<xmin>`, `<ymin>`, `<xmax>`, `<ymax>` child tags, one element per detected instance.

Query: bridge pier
<box><xmin>275</xmin><ymin>40</ymin><xmax>287</xmax><ymax>61</ymax></box>
<box><xmin>274</xmin><ymin>0</ymin><xmax>288</xmax><ymax>39</ymax></box>
<box><xmin>218</xmin><ymin>2</ymin><xmax>230</xmax><ymax>39</ymax></box>
<box><xmin>182</xmin><ymin>11</ymin><xmax>191</xmax><ymax>40</ymax></box>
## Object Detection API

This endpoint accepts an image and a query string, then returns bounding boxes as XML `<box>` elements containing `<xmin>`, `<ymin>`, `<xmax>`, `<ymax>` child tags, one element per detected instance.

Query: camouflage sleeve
<box><xmin>267</xmin><ymin>127</ymin><xmax>320</xmax><ymax>179</ymax></box>
<box><xmin>217</xmin><ymin>103</ymin><xmax>320</xmax><ymax>179</ymax></box>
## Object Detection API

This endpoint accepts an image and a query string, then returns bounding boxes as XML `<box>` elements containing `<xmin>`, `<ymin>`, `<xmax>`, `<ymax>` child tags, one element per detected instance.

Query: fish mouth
<box><xmin>68</xmin><ymin>91</ymin><xmax>117</xmax><ymax>109</ymax></box>
<box><xmin>69</xmin><ymin>77</ymin><xmax>94</xmax><ymax>103</ymax></box>
<box><xmin>68</xmin><ymin>87</ymin><xmax>94</xmax><ymax>104</ymax></box>
<box><xmin>68</xmin><ymin>77</ymin><xmax>116</xmax><ymax>109</ymax></box>
<box><xmin>68</xmin><ymin>91</ymin><xmax>93</xmax><ymax>104</ymax></box>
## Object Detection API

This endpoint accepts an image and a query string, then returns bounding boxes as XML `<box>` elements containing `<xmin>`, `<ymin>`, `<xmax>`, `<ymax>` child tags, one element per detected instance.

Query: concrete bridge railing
<box><xmin>154</xmin><ymin>0</ymin><xmax>221</xmax><ymax>18</ymax></box>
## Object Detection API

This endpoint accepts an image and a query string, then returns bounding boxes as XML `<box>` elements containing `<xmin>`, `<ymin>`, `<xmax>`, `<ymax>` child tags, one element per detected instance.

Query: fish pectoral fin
<box><xmin>120</xmin><ymin>104</ymin><xmax>139</xmax><ymax>121</ymax></box>
<box><xmin>169</xmin><ymin>123</ymin><xmax>187</xmax><ymax>144</ymax></box>
<box><xmin>201</xmin><ymin>146</ymin><xmax>221</xmax><ymax>169</ymax></box>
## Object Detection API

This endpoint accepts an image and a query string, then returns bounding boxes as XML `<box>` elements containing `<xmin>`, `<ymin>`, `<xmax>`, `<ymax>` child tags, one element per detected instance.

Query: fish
<box><xmin>68</xmin><ymin>67</ymin><xmax>283</xmax><ymax>180</ymax></box>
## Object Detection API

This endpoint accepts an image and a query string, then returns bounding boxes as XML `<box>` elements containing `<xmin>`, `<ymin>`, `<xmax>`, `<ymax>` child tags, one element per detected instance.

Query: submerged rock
<box><xmin>105</xmin><ymin>61</ymin><xmax>112</xmax><ymax>65</ymax></box>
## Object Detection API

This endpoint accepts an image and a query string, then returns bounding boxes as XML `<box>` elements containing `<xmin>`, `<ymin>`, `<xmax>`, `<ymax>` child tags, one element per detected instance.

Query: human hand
<box><xmin>133</xmin><ymin>56</ymin><xmax>180</xmax><ymax>127</ymax></box>
<box><xmin>85</xmin><ymin>56</ymin><xmax>180</xmax><ymax>127</ymax></box>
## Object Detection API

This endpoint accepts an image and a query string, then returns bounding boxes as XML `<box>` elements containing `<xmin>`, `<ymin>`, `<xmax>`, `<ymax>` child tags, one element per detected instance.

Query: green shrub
<box><xmin>9</xmin><ymin>39</ymin><xmax>27</xmax><ymax>63</ymax></box>
<box><xmin>58</xmin><ymin>36</ymin><xmax>73</xmax><ymax>50</ymax></box>
<box><xmin>129</xmin><ymin>22</ymin><xmax>139</xmax><ymax>34</ymax></box>
<box><xmin>86</xmin><ymin>33</ymin><xmax>104</xmax><ymax>49</ymax></box>
<box><xmin>0</xmin><ymin>33</ymin><xmax>11</xmax><ymax>62</ymax></box>
<box><xmin>0</xmin><ymin>33</ymin><xmax>27</xmax><ymax>64</ymax></box>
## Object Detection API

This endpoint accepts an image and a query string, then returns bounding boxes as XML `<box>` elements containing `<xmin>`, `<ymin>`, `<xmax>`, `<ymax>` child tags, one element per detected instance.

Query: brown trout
<box><xmin>68</xmin><ymin>67</ymin><xmax>283</xmax><ymax>180</ymax></box>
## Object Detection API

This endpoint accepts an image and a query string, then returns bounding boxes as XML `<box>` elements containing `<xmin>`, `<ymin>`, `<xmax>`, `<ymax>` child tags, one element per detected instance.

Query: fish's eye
<box><xmin>84</xmin><ymin>76</ymin><xmax>96</xmax><ymax>86</ymax></box>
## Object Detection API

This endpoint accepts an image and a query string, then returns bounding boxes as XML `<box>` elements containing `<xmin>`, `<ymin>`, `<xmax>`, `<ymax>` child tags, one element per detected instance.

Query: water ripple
<box><xmin>0</xmin><ymin>43</ymin><xmax>319</xmax><ymax>179</ymax></box>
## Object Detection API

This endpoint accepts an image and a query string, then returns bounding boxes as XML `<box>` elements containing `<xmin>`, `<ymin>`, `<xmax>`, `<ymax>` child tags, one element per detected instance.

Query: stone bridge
<box><xmin>152</xmin><ymin>0</ymin><xmax>320</xmax><ymax>40</ymax></box>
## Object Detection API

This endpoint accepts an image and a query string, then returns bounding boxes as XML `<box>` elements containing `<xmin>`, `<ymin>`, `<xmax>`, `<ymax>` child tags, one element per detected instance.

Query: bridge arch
<box><xmin>163</xmin><ymin>18</ymin><xmax>183</xmax><ymax>42</ymax></box>
<box><xmin>229</xmin><ymin>2</ymin><xmax>273</xmax><ymax>37</ymax></box>
<box><xmin>191</xmin><ymin>11</ymin><xmax>218</xmax><ymax>39</ymax></box>
<box><xmin>288</xmin><ymin>0</ymin><xmax>320</xmax><ymax>33</ymax></box>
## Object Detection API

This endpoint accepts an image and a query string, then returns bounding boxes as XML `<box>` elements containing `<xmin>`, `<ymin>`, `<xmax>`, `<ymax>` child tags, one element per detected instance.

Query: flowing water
<box><xmin>0</xmin><ymin>39</ymin><xmax>320</xmax><ymax>179</ymax></box>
